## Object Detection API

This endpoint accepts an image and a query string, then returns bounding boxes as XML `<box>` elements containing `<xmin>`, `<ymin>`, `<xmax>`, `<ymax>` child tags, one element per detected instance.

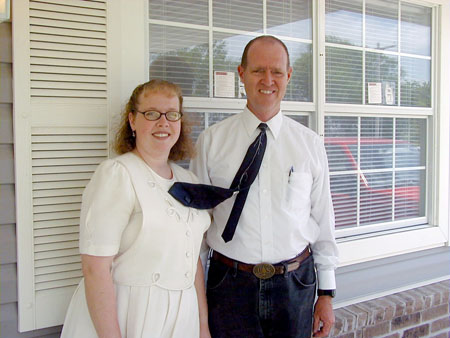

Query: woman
<box><xmin>61</xmin><ymin>80</ymin><xmax>211</xmax><ymax>338</ymax></box>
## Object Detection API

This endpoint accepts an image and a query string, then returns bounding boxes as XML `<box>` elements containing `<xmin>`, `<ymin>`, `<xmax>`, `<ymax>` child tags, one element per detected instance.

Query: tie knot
<box><xmin>258</xmin><ymin>123</ymin><xmax>268</xmax><ymax>131</ymax></box>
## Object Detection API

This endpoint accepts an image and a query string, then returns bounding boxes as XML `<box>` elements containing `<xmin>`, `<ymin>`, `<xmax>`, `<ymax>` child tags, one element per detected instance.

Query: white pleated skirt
<box><xmin>60</xmin><ymin>279</ymin><xmax>199</xmax><ymax>338</ymax></box>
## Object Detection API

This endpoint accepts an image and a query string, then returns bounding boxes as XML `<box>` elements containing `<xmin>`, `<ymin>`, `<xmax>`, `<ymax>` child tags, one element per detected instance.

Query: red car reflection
<box><xmin>325</xmin><ymin>138</ymin><xmax>423</xmax><ymax>228</ymax></box>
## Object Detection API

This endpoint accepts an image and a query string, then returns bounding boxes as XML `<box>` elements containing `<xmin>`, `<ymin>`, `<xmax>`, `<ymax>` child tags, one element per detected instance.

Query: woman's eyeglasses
<box><xmin>136</xmin><ymin>110</ymin><xmax>182</xmax><ymax>122</ymax></box>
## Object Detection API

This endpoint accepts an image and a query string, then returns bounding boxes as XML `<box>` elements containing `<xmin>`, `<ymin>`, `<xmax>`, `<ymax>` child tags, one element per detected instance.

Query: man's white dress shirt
<box><xmin>191</xmin><ymin>107</ymin><xmax>339</xmax><ymax>289</ymax></box>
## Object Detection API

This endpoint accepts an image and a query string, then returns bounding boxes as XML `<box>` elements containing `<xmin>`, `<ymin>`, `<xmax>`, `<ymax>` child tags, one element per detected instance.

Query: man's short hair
<box><xmin>240</xmin><ymin>35</ymin><xmax>291</xmax><ymax>70</ymax></box>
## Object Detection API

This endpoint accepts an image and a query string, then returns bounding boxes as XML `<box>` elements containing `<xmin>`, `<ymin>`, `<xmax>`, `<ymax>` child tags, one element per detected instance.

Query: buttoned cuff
<box><xmin>317</xmin><ymin>269</ymin><xmax>336</xmax><ymax>290</ymax></box>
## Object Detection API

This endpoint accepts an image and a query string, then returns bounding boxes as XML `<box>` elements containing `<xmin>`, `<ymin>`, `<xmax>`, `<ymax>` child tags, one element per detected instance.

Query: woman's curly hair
<box><xmin>113</xmin><ymin>79</ymin><xmax>195</xmax><ymax>161</ymax></box>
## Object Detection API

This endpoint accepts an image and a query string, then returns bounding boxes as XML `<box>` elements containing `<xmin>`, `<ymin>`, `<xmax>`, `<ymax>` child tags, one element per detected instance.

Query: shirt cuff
<box><xmin>317</xmin><ymin>269</ymin><xmax>336</xmax><ymax>290</ymax></box>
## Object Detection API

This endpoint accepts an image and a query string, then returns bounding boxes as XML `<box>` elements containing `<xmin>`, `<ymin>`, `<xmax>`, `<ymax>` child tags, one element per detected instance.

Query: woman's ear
<box><xmin>128</xmin><ymin>112</ymin><xmax>136</xmax><ymax>131</ymax></box>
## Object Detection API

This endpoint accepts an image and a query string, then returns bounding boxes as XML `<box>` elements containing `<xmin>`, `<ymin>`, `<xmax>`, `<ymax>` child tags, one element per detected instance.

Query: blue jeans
<box><xmin>207</xmin><ymin>254</ymin><xmax>316</xmax><ymax>338</ymax></box>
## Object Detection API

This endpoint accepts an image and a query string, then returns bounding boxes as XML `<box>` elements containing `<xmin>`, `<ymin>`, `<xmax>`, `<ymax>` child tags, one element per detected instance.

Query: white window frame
<box><xmin>318</xmin><ymin>0</ymin><xmax>449</xmax><ymax>265</ymax></box>
<box><xmin>113</xmin><ymin>0</ymin><xmax>449</xmax><ymax>268</ymax></box>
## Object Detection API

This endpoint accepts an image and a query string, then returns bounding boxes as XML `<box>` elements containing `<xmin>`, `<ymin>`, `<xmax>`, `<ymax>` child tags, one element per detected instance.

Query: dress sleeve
<box><xmin>79</xmin><ymin>159</ymin><xmax>136</xmax><ymax>256</ymax></box>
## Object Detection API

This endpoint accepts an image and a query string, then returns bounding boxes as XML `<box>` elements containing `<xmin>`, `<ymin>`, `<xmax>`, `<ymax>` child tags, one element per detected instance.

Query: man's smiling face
<box><xmin>238</xmin><ymin>39</ymin><xmax>292</xmax><ymax>121</ymax></box>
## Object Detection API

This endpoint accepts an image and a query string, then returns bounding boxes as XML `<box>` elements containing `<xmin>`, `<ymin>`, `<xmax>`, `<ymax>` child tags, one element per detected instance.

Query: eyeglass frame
<box><xmin>134</xmin><ymin>109</ymin><xmax>183</xmax><ymax>122</ymax></box>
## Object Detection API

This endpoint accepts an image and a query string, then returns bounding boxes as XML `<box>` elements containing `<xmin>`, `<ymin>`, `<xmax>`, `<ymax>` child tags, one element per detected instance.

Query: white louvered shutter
<box><xmin>13</xmin><ymin>0</ymin><xmax>109</xmax><ymax>331</ymax></box>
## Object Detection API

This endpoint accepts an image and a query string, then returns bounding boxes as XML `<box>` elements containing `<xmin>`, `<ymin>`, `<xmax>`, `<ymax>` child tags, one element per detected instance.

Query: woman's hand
<box><xmin>200</xmin><ymin>324</ymin><xmax>212</xmax><ymax>338</ymax></box>
<box><xmin>82</xmin><ymin>254</ymin><xmax>122</xmax><ymax>338</ymax></box>
<box><xmin>194</xmin><ymin>257</ymin><xmax>211</xmax><ymax>338</ymax></box>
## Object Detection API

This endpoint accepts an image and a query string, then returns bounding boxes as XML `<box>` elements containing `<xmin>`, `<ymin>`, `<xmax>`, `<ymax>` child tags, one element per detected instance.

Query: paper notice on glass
<box><xmin>214</xmin><ymin>71</ymin><xmax>235</xmax><ymax>98</ymax></box>
<box><xmin>368</xmin><ymin>82</ymin><xmax>382</xmax><ymax>104</ymax></box>
<box><xmin>385</xmin><ymin>83</ymin><xmax>394</xmax><ymax>105</ymax></box>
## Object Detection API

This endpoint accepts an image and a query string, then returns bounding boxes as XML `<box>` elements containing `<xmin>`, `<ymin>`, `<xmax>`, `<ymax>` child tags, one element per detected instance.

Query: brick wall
<box><xmin>331</xmin><ymin>280</ymin><xmax>450</xmax><ymax>338</ymax></box>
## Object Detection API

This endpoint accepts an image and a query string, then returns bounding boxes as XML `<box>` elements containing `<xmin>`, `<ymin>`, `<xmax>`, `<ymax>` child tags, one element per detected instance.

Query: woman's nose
<box><xmin>157</xmin><ymin>114</ymin><xmax>169</xmax><ymax>126</ymax></box>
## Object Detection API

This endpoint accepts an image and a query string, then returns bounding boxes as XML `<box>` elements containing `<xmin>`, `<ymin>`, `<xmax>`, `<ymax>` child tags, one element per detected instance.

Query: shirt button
<box><xmin>153</xmin><ymin>273</ymin><xmax>160</xmax><ymax>282</ymax></box>
<box><xmin>186</xmin><ymin>251</ymin><xmax>191</xmax><ymax>258</ymax></box>
<box><xmin>148</xmin><ymin>181</ymin><xmax>156</xmax><ymax>188</ymax></box>
<box><xmin>167</xmin><ymin>209</ymin><xmax>175</xmax><ymax>216</ymax></box>
<box><xmin>186</xmin><ymin>230</ymin><xmax>191</xmax><ymax>237</ymax></box>
<box><xmin>185</xmin><ymin>272</ymin><xmax>190</xmax><ymax>278</ymax></box>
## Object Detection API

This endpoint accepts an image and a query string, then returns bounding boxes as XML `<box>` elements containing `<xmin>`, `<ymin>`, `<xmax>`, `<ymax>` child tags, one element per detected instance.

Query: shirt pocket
<box><xmin>286</xmin><ymin>172</ymin><xmax>313</xmax><ymax>211</ymax></box>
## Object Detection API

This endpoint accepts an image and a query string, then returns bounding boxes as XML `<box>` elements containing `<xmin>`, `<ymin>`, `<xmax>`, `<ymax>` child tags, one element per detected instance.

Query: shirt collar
<box><xmin>241</xmin><ymin>106</ymin><xmax>282</xmax><ymax>139</ymax></box>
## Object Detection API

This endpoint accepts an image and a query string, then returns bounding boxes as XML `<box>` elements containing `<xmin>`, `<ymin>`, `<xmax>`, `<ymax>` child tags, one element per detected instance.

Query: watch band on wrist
<box><xmin>317</xmin><ymin>289</ymin><xmax>336</xmax><ymax>298</ymax></box>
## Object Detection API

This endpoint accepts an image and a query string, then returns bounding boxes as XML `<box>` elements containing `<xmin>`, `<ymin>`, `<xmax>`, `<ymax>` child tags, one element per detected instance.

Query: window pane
<box><xmin>208</xmin><ymin>112</ymin><xmax>237</xmax><ymax>127</ymax></box>
<box><xmin>394</xmin><ymin>170</ymin><xmax>425</xmax><ymax>220</ymax></box>
<box><xmin>267</xmin><ymin>0</ymin><xmax>312</xmax><ymax>39</ymax></box>
<box><xmin>325</xmin><ymin>0</ymin><xmax>362</xmax><ymax>46</ymax></box>
<box><xmin>360</xmin><ymin>117</ymin><xmax>393</xmax><ymax>170</ymax></box>
<box><xmin>401</xmin><ymin>3</ymin><xmax>431</xmax><ymax>56</ymax></box>
<box><xmin>326</xmin><ymin>47</ymin><xmax>363</xmax><ymax>104</ymax></box>
<box><xmin>325</xmin><ymin>115</ymin><xmax>427</xmax><ymax>229</ymax></box>
<box><xmin>325</xmin><ymin>116</ymin><xmax>358</xmax><ymax>228</ymax></box>
<box><xmin>283</xmin><ymin>40</ymin><xmax>312</xmax><ymax>102</ymax></box>
<box><xmin>400</xmin><ymin>57</ymin><xmax>431</xmax><ymax>107</ymax></box>
<box><xmin>285</xmin><ymin>114</ymin><xmax>309</xmax><ymax>127</ymax></box>
<box><xmin>325</xmin><ymin>116</ymin><xmax>358</xmax><ymax>172</ymax></box>
<box><xmin>395</xmin><ymin>118</ymin><xmax>426</xmax><ymax>168</ymax></box>
<box><xmin>360</xmin><ymin>172</ymin><xmax>393</xmax><ymax>225</ymax></box>
<box><xmin>149</xmin><ymin>25</ymin><xmax>209</xmax><ymax>97</ymax></box>
<box><xmin>177</xmin><ymin>111</ymin><xmax>206</xmax><ymax>168</ymax></box>
<box><xmin>186</xmin><ymin>111</ymin><xmax>206</xmax><ymax>143</ymax></box>
<box><xmin>365</xmin><ymin>0</ymin><xmax>398</xmax><ymax>51</ymax></box>
<box><xmin>149</xmin><ymin>0</ymin><xmax>208</xmax><ymax>25</ymax></box>
<box><xmin>331</xmin><ymin>175</ymin><xmax>358</xmax><ymax>228</ymax></box>
<box><xmin>213</xmin><ymin>0</ymin><xmax>263</xmax><ymax>32</ymax></box>
<box><xmin>213</xmin><ymin>32</ymin><xmax>253</xmax><ymax>98</ymax></box>
<box><xmin>327</xmin><ymin>144</ymin><xmax>356</xmax><ymax>172</ymax></box>
<box><xmin>393</xmin><ymin>118</ymin><xmax>425</xmax><ymax>220</ymax></box>
<box><xmin>365</xmin><ymin>52</ymin><xmax>398</xmax><ymax>105</ymax></box>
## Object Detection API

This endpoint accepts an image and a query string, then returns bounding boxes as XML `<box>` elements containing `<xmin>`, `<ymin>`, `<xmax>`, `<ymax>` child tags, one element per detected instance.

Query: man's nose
<box><xmin>262</xmin><ymin>71</ymin><xmax>273</xmax><ymax>85</ymax></box>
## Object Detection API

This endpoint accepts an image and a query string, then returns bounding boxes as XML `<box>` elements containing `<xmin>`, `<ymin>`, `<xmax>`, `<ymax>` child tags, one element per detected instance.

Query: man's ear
<box><xmin>287</xmin><ymin>66</ymin><xmax>293</xmax><ymax>83</ymax></box>
<box><xmin>237</xmin><ymin>64</ymin><xmax>245</xmax><ymax>81</ymax></box>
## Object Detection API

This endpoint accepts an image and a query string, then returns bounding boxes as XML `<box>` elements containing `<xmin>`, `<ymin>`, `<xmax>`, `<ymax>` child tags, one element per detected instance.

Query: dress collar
<box><xmin>241</xmin><ymin>106</ymin><xmax>282</xmax><ymax>140</ymax></box>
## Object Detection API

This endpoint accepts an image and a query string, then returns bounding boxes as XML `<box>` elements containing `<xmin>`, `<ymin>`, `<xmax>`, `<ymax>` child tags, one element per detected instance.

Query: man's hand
<box><xmin>313</xmin><ymin>295</ymin><xmax>335</xmax><ymax>337</ymax></box>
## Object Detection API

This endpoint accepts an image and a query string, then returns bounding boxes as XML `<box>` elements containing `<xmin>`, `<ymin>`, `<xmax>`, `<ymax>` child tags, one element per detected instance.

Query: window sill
<box><xmin>337</xmin><ymin>225</ymin><xmax>448</xmax><ymax>267</ymax></box>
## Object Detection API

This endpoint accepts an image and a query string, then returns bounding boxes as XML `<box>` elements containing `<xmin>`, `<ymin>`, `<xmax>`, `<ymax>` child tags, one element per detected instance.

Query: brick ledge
<box><xmin>330</xmin><ymin>280</ymin><xmax>450</xmax><ymax>338</ymax></box>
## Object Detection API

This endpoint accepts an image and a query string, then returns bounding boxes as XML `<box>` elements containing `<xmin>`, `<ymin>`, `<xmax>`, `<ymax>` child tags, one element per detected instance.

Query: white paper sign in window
<box><xmin>214</xmin><ymin>71</ymin><xmax>235</xmax><ymax>98</ymax></box>
<box><xmin>368</xmin><ymin>82</ymin><xmax>382</xmax><ymax>104</ymax></box>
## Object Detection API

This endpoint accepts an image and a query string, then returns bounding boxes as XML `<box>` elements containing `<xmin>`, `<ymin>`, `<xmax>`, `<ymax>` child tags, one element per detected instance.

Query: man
<box><xmin>191</xmin><ymin>35</ymin><xmax>338</xmax><ymax>338</ymax></box>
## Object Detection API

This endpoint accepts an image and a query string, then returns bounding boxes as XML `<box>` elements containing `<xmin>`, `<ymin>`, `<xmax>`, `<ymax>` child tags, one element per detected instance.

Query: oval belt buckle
<box><xmin>253</xmin><ymin>263</ymin><xmax>275</xmax><ymax>279</ymax></box>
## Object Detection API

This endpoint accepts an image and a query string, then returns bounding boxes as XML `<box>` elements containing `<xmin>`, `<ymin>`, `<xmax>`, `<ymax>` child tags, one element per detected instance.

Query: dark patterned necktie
<box><xmin>169</xmin><ymin>123</ymin><xmax>268</xmax><ymax>242</ymax></box>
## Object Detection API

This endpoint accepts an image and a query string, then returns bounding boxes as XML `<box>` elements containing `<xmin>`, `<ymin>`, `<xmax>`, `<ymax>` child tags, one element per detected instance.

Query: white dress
<box><xmin>61</xmin><ymin>153</ymin><xmax>210</xmax><ymax>338</ymax></box>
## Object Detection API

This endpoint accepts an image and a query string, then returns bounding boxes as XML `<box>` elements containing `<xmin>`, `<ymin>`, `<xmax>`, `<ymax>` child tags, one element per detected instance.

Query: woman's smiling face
<box><xmin>129</xmin><ymin>91</ymin><xmax>181</xmax><ymax>158</ymax></box>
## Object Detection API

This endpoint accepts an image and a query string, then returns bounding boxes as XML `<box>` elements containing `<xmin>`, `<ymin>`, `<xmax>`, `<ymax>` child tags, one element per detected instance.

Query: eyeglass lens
<box><xmin>142</xmin><ymin>111</ymin><xmax>182</xmax><ymax>121</ymax></box>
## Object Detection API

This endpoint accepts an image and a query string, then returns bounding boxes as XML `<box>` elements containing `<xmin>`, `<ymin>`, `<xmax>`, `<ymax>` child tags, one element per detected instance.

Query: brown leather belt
<box><xmin>212</xmin><ymin>247</ymin><xmax>311</xmax><ymax>280</ymax></box>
